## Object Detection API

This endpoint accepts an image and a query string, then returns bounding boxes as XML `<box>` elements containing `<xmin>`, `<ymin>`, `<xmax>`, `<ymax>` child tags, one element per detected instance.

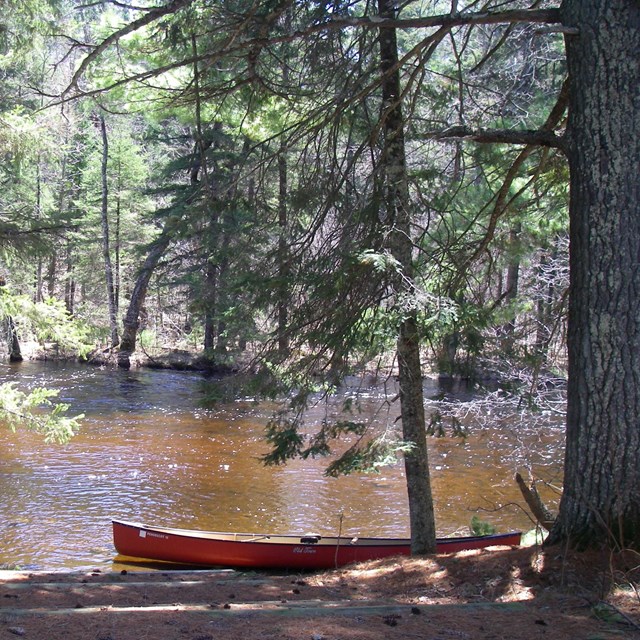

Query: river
<box><xmin>0</xmin><ymin>361</ymin><xmax>564</xmax><ymax>571</ymax></box>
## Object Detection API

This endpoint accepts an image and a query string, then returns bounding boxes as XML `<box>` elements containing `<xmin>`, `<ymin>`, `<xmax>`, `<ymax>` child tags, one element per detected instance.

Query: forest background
<box><xmin>0</xmin><ymin>0</ymin><xmax>638</xmax><ymax>554</ymax></box>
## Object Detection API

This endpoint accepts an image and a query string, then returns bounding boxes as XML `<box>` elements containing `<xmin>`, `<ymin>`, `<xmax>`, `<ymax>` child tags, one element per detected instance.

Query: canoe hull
<box><xmin>112</xmin><ymin>520</ymin><xmax>522</xmax><ymax>570</ymax></box>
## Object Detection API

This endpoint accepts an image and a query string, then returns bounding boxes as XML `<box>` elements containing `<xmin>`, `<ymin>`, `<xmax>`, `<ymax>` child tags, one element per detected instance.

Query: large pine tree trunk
<box><xmin>378</xmin><ymin>0</ymin><xmax>436</xmax><ymax>554</ymax></box>
<box><xmin>548</xmin><ymin>0</ymin><xmax>640</xmax><ymax>549</ymax></box>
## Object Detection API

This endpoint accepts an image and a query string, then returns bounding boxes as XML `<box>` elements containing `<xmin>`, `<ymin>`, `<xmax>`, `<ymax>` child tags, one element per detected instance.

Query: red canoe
<box><xmin>112</xmin><ymin>519</ymin><xmax>521</xmax><ymax>570</ymax></box>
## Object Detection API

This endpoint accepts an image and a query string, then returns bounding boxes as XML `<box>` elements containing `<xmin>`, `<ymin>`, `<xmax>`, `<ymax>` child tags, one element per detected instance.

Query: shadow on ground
<box><xmin>1</xmin><ymin>545</ymin><xmax>639</xmax><ymax>639</ymax></box>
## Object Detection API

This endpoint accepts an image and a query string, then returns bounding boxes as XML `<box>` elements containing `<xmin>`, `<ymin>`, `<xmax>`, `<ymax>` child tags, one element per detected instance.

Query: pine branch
<box><xmin>53</xmin><ymin>5</ymin><xmax>563</xmax><ymax>106</ymax></box>
<box><xmin>444</xmin><ymin>78</ymin><xmax>570</xmax><ymax>288</ymax></box>
<box><xmin>64</xmin><ymin>0</ymin><xmax>195</xmax><ymax>96</ymax></box>
<box><xmin>0</xmin><ymin>383</ymin><xmax>83</xmax><ymax>444</ymax></box>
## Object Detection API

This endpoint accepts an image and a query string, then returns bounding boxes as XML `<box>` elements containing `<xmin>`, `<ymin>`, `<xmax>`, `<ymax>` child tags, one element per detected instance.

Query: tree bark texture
<box><xmin>548</xmin><ymin>0</ymin><xmax>640</xmax><ymax>548</ymax></box>
<box><xmin>378</xmin><ymin>0</ymin><xmax>436</xmax><ymax>554</ymax></box>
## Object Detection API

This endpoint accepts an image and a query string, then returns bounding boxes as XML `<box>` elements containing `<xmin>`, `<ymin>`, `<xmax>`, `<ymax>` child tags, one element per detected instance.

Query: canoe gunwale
<box><xmin>113</xmin><ymin>519</ymin><xmax>414</xmax><ymax>547</ymax></box>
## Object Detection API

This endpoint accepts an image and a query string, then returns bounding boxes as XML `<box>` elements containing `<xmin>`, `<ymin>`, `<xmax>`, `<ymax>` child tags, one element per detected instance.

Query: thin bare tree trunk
<box><xmin>64</xmin><ymin>240</ymin><xmax>76</xmax><ymax>315</ymax></box>
<box><xmin>378</xmin><ymin>0</ymin><xmax>436</xmax><ymax>555</ymax></box>
<box><xmin>277</xmin><ymin>141</ymin><xmax>289</xmax><ymax>357</ymax></box>
<box><xmin>99</xmin><ymin>113</ymin><xmax>119</xmax><ymax>348</ymax></box>
<box><xmin>277</xmin><ymin>9</ymin><xmax>291</xmax><ymax>358</ymax></box>
<box><xmin>501</xmin><ymin>222</ymin><xmax>521</xmax><ymax>354</ymax></box>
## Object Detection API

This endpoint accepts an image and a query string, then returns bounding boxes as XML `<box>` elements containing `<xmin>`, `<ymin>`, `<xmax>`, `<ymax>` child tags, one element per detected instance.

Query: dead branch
<box><xmin>516</xmin><ymin>472</ymin><xmax>557</xmax><ymax>530</ymax></box>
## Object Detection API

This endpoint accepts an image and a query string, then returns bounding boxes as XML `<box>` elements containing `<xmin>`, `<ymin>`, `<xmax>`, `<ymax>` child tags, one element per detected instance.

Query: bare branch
<box><xmin>76</xmin><ymin>1</ymin><xmax>158</xmax><ymax>10</ymax></box>
<box><xmin>435</xmin><ymin>125</ymin><xmax>563</xmax><ymax>148</ymax></box>
<box><xmin>332</xmin><ymin>8</ymin><xmax>562</xmax><ymax>31</ymax></box>
<box><xmin>433</xmin><ymin>76</ymin><xmax>570</xmax><ymax>150</ymax></box>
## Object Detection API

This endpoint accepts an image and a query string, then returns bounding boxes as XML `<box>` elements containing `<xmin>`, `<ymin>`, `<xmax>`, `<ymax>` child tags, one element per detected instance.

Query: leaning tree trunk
<box><xmin>378</xmin><ymin>0</ymin><xmax>436</xmax><ymax>554</ymax></box>
<box><xmin>547</xmin><ymin>0</ymin><xmax>640</xmax><ymax>549</ymax></box>
<box><xmin>118</xmin><ymin>227</ymin><xmax>174</xmax><ymax>369</ymax></box>
<box><xmin>5</xmin><ymin>317</ymin><xmax>22</xmax><ymax>362</ymax></box>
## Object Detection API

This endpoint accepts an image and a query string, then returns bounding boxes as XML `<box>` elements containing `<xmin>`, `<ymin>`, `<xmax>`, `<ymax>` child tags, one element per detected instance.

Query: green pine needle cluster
<box><xmin>0</xmin><ymin>382</ymin><xmax>83</xmax><ymax>444</ymax></box>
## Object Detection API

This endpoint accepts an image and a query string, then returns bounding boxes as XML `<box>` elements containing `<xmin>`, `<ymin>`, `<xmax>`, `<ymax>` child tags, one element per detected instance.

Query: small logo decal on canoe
<box><xmin>292</xmin><ymin>546</ymin><xmax>317</xmax><ymax>554</ymax></box>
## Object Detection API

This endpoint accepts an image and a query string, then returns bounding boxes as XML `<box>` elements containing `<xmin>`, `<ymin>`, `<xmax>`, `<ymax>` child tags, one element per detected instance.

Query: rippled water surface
<box><xmin>0</xmin><ymin>362</ymin><xmax>564</xmax><ymax>570</ymax></box>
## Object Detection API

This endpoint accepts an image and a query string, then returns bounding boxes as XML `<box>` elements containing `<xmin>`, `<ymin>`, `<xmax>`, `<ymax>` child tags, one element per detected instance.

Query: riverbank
<box><xmin>31</xmin><ymin>342</ymin><xmax>236</xmax><ymax>374</ymax></box>
<box><xmin>1</xmin><ymin>545</ymin><xmax>638</xmax><ymax>640</ymax></box>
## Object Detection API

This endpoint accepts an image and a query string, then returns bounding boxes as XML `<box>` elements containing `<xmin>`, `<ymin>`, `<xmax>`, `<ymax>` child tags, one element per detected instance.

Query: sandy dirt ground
<box><xmin>1</xmin><ymin>545</ymin><xmax>639</xmax><ymax>640</ymax></box>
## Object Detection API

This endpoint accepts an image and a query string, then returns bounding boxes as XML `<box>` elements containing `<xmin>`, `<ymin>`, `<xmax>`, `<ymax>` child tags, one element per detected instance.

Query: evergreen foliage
<box><xmin>0</xmin><ymin>382</ymin><xmax>82</xmax><ymax>443</ymax></box>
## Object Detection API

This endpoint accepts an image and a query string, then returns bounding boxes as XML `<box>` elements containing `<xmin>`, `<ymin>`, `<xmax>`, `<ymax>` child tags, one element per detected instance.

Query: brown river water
<box><xmin>0</xmin><ymin>362</ymin><xmax>564</xmax><ymax>571</ymax></box>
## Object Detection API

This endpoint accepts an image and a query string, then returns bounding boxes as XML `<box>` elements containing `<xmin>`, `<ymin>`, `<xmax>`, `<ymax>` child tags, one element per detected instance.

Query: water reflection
<box><xmin>0</xmin><ymin>362</ymin><xmax>564</xmax><ymax>571</ymax></box>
